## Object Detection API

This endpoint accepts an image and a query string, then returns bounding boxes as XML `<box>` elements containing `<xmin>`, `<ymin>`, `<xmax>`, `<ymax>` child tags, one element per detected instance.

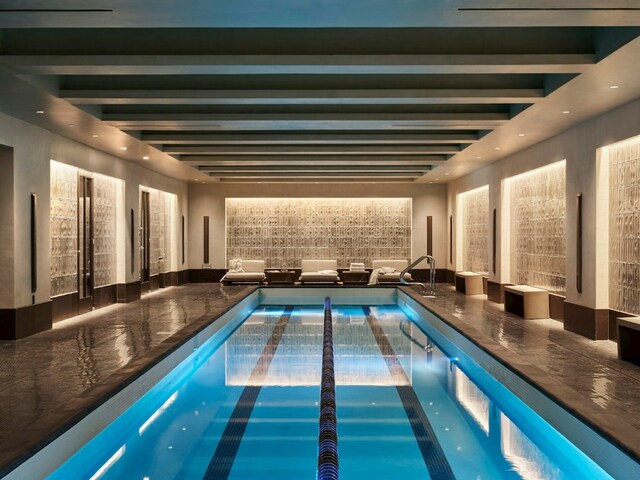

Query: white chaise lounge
<box><xmin>299</xmin><ymin>260</ymin><xmax>340</xmax><ymax>284</ymax></box>
<box><xmin>371</xmin><ymin>260</ymin><xmax>413</xmax><ymax>283</ymax></box>
<box><xmin>221</xmin><ymin>260</ymin><xmax>266</xmax><ymax>285</ymax></box>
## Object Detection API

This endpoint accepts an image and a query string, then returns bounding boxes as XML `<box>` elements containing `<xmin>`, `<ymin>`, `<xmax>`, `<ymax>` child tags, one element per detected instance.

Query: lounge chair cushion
<box><xmin>299</xmin><ymin>260</ymin><xmax>339</xmax><ymax>283</ymax></box>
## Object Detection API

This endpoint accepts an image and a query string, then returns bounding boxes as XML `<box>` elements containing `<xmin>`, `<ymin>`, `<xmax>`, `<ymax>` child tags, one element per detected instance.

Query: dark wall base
<box><xmin>549</xmin><ymin>294</ymin><xmax>565</xmax><ymax>321</ymax></box>
<box><xmin>149</xmin><ymin>274</ymin><xmax>160</xmax><ymax>291</ymax></box>
<box><xmin>411</xmin><ymin>268</ymin><xmax>448</xmax><ymax>284</ymax></box>
<box><xmin>609</xmin><ymin>309</ymin><xmax>627</xmax><ymax>342</ymax></box>
<box><xmin>0</xmin><ymin>301</ymin><xmax>53</xmax><ymax>340</ymax></box>
<box><xmin>117</xmin><ymin>281</ymin><xmax>141</xmax><ymax>303</ymax></box>
<box><xmin>564</xmin><ymin>301</ymin><xmax>609</xmax><ymax>340</ymax></box>
<box><xmin>178</xmin><ymin>270</ymin><xmax>189</xmax><ymax>285</ymax></box>
<box><xmin>446</xmin><ymin>269</ymin><xmax>456</xmax><ymax>285</ymax></box>
<box><xmin>52</xmin><ymin>292</ymin><xmax>79</xmax><ymax>323</ymax></box>
<box><xmin>189</xmin><ymin>269</ymin><xmax>227</xmax><ymax>283</ymax></box>
<box><xmin>487</xmin><ymin>281</ymin><xmax>512</xmax><ymax>304</ymax></box>
<box><xmin>94</xmin><ymin>284</ymin><xmax>117</xmax><ymax>309</ymax></box>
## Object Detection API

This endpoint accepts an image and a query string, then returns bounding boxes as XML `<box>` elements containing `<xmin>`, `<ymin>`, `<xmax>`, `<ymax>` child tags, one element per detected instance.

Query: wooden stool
<box><xmin>617</xmin><ymin>317</ymin><xmax>640</xmax><ymax>366</ymax></box>
<box><xmin>504</xmin><ymin>285</ymin><xmax>549</xmax><ymax>319</ymax></box>
<box><xmin>455</xmin><ymin>272</ymin><xmax>484</xmax><ymax>295</ymax></box>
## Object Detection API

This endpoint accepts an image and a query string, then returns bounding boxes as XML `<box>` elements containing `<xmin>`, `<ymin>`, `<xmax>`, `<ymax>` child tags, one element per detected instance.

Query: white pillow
<box><xmin>228</xmin><ymin>258</ymin><xmax>244</xmax><ymax>273</ymax></box>
<box><xmin>317</xmin><ymin>269</ymin><xmax>338</xmax><ymax>275</ymax></box>
<box><xmin>380</xmin><ymin>267</ymin><xmax>396</xmax><ymax>274</ymax></box>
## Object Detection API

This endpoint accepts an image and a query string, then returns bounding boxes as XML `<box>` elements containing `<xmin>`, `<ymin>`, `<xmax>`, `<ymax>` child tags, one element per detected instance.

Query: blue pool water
<box><xmin>50</xmin><ymin>304</ymin><xmax>614</xmax><ymax>479</ymax></box>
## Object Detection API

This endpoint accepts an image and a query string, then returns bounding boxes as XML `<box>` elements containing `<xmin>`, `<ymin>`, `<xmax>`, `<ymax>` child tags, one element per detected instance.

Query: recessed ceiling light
<box><xmin>68</xmin><ymin>124</ymin><xmax>75</xmax><ymax>127</ymax></box>
<box><xmin>495</xmin><ymin>147</ymin><xmax>501</xmax><ymax>150</ymax></box>
<box><xmin>476</xmin><ymin>156</ymin><xmax>482</xmax><ymax>159</ymax></box>
<box><xmin>142</xmin><ymin>156</ymin><xmax>149</xmax><ymax>160</ymax></box>
<box><xmin>444</xmin><ymin>173</ymin><xmax>450</xmax><ymax>176</ymax></box>
<box><xmin>518</xmin><ymin>133</ymin><xmax>525</xmax><ymax>137</ymax></box>
<box><xmin>562</xmin><ymin>110</ymin><xmax>571</xmax><ymax>114</ymax></box>
<box><xmin>35</xmin><ymin>110</ymin><xmax>44</xmax><ymax>114</ymax></box>
<box><xmin>609</xmin><ymin>85</ymin><xmax>619</xmax><ymax>89</ymax></box>
<box><xmin>435</xmin><ymin>178</ymin><xmax>439</xmax><ymax>181</ymax></box>
<box><xmin>429</xmin><ymin>181</ymin><xmax>433</xmax><ymax>184</ymax></box>
<box><xmin>120</xmin><ymin>146</ymin><xmax>127</xmax><ymax>151</ymax></box>
<box><xmin>92</xmin><ymin>134</ymin><xmax>99</xmax><ymax>138</ymax></box>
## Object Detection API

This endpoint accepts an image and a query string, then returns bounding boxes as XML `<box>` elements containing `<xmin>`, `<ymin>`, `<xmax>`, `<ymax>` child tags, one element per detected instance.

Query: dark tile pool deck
<box><xmin>0</xmin><ymin>284</ymin><xmax>257</xmax><ymax>476</ymax></box>
<box><xmin>1</xmin><ymin>283</ymin><xmax>640</xmax><ymax>476</ymax></box>
<box><xmin>402</xmin><ymin>285</ymin><xmax>640</xmax><ymax>464</ymax></box>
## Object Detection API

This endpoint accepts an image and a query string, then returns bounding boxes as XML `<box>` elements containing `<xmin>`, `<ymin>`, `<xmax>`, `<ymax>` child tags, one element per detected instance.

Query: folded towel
<box><xmin>350</xmin><ymin>263</ymin><xmax>365</xmax><ymax>271</ymax></box>
<box><xmin>228</xmin><ymin>258</ymin><xmax>244</xmax><ymax>273</ymax></box>
<box><xmin>368</xmin><ymin>268</ymin><xmax>382</xmax><ymax>285</ymax></box>
<box><xmin>317</xmin><ymin>269</ymin><xmax>339</xmax><ymax>275</ymax></box>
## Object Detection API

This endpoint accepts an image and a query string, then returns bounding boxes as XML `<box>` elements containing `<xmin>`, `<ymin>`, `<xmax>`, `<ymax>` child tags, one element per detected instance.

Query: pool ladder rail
<box><xmin>400</xmin><ymin>255</ymin><xmax>437</xmax><ymax>297</ymax></box>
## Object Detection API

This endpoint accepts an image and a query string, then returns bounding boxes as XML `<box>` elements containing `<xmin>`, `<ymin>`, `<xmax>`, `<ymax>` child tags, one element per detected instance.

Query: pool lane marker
<box><xmin>203</xmin><ymin>306</ymin><xmax>294</xmax><ymax>480</ymax></box>
<box><xmin>363</xmin><ymin>307</ymin><xmax>455</xmax><ymax>480</ymax></box>
<box><xmin>317</xmin><ymin>297</ymin><xmax>339</xmax><ymax>480</ymax></box>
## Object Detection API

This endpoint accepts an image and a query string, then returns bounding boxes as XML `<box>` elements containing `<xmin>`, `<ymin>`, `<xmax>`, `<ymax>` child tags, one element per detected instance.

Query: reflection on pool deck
<box><xmin>1</xmin><ymin>283</ymin><xmax>639</xmax><ymax>477</ymax></box>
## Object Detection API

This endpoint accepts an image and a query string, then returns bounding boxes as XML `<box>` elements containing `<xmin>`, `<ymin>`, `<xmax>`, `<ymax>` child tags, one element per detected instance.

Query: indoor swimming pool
<box><xmin>37</xmin><ymin>288</ymin><xmax>635</xmax><ymax>480</ymax></box>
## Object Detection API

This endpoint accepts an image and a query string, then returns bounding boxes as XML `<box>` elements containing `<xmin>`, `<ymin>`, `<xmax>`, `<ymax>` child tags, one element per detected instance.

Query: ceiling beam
<box><xmin>181</xmin><ymin>156</ymin><xmax>446</xmax><ymax>166</ymax></box>
<box><xmin>164</xmin><ymin>145</ymin><xmax>460</xmax><ymax>155</ymax></box>
<box><xmin>141</xmin><ymin>132</ymin><xmax>478</xmax><ymax>144</ymax></box>
<box><xmin>1</xmin><ymin>54</ymin><xmax>595</xmax><ymax>75</ymax></box>
<box><xmin>207</xmin><ymin>171</ymin><xmax>422</xmax><ymax>178</ymax></box>
<box><xmin>61</xmin><ymin>88</ymin><xmax>545</xmax><ymax>105</ymax></box>
<box><xmin>104</xmin><ymin>112</ymin><xmax>508</xmax><ymax>130</ymax></box>
<box><xmin>197</xmin><ymin>165</ymin><xmax>432</xmax><ymax>173</ymax></box>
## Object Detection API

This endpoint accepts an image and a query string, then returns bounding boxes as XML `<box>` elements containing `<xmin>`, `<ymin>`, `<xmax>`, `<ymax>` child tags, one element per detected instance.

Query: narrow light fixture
<box><xmin>35</xmin><ymin>110</ymin><xmax>44</xmax><ymax>114</ymax></box>
<box><xmin>143</xmin><ymin>156</ymin><xmax>149</xmax><ymax>160</ymax></box>
<box><xmin>495</xmin><ymin>147</ymin><xmax>501</xmax><ymax>150</ymax></box>
<box><xmin>518</xmin><ymin>133</ymin><xmax>525</xmax><ymax>137</ymax></box>
<box><xmin>562</xmin><ymin>110</ymin><xmax>571</xmax><ymax>114</ymax></box>
<box><xmin>476</xmin><ymin>156</ymin><xmax>482</xmax><ymax>159</ymax></box>
<box><xmin>609</xmin><ymin>85</ymin><xmax>619</xmax><ymax>89</ymax></box>
<box><xmin>444</xmin><ymin>172</ymin><xmax>450</xmax><ymax>176</ymax></box>
<box><xmin>92</xmin><ymin>134</ymin><xmax>99</xmax><ymax>138</ymax></box>
<box><xmin>120</xmin><ymin>146</ymin><xmax>127</xmax><ymax>150</ymax></box>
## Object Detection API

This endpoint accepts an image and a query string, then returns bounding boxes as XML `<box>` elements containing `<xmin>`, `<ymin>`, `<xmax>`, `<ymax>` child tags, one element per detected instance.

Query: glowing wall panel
<box><xmin>50</xmin><ymin>162</ymin><xmax>78</xmax><ymax>297</ymax></box>
<box><xmin>226</xmin><ymin>198</ymin><xmax>411</xmax><ymax>269</ymax></box>
<box><xmin>460</xmin><ymin>186</ymin><xmax>489</xmax><ymax>274</ymax></box>
<box><xmin>508</xmin><ymin>162</ymin><xmax>566</xmax><ymax>294</ymax></box>
<box><xmin>93</xmin><ymin>175</ymin><xmax>118</xmax><ymax>288</ymax></box>
<box><xmin>145</xmin><ymin>188</ymin><xmax>176</xmax><ymax>275</ymax></box>
<box><xmin>609</xmin><ymin>136</ymin><xmax>640</xmax><ymax>315</ymax></box>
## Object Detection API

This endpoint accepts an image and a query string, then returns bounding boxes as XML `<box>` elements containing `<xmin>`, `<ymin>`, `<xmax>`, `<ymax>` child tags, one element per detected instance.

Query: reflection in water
<box><xmin>501</xmin><ymin>414</ymin><xmax>562</xmax><ymax>480</ymax></box>
<box><xmin>454</xmin><ymin>367</ymin><xmax>490</xmax><ymax>434</ymax></box>
<box><xmin>225</xmin><ymin>307</ymin><xmax>412</xmax><ymax>386</ymax></box>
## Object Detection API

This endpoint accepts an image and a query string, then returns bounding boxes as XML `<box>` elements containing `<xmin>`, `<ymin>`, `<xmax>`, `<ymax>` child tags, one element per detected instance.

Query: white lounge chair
<box><xmin>371</xmin><ymin>260</ymin><xmax>413</xmax><ymax>283</ymax></box>
<box><xmin>299</xmin><ymin>260</ymin><xmax>340</xmax><ymax>284</ymax></box>
<box><xmin>221</xmin><ymin>260</ymin><xmax>266</xmax><ymax>285</ymax></box>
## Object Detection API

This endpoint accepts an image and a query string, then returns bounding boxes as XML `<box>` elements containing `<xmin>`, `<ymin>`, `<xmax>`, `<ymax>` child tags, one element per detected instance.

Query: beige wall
<box><xmin>0</xmin><ymin>112</ymin><xmax>189</xmax><ymax>309</ymax></box>
<box><xmin>447</xmin><ymin>98</ymin><xmax>640</xmax><ymax>310</ymax></box>
<box><xmin>188</xmin><ymin>183</ymin><xmax>447</xmax><ymax>270</ymax></box>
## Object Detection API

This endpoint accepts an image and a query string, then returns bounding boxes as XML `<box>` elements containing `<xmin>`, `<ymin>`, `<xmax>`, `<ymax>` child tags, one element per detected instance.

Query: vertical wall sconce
<box><xmin>30</xmin><ymin>193</ymin><xmax>37</xmax><ymax>297</ymax></box>
<box><xmin>492</xmin><ymin>208</ymin><xmax>497</xmax><ymax>274</ymax></box>
<box><xmin>203</xmin><ymin>216</ymin><xmax>210</xmax><ymax>264</ymax></box>
<box><xmin>427</xmin><ymin>216</ymin><xmax>433</xmax><ymax>256</ymax></box>
<box><xmin>576</xmin><ymin>193</ymin><xmax>583</xmax><ymax>293</ymax></box>
<box><xmin>130</xmin><ymin>208</ymin><xmax>135</xmax><ymax>275</ymax></box>
<box><xmin>449</xmin><ymin>215</ymin><xmax>453</xmax><ymax>264</ymax></box>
